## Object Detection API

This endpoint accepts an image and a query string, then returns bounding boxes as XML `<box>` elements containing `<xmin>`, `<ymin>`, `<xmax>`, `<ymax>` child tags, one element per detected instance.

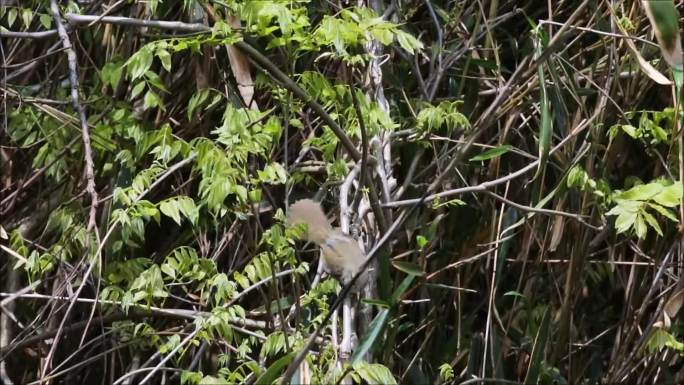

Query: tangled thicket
<box><xmin>3</xmin><ymin>1</ymin><xmax>684</xmax><ymax>384</ymax></box>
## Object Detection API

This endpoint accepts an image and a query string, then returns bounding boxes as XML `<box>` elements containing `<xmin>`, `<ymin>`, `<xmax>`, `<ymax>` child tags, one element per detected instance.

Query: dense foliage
<box><xmin>3</xmin><ymin>0</ymin><xmax>684</xmax><ymax>384</ymax></box>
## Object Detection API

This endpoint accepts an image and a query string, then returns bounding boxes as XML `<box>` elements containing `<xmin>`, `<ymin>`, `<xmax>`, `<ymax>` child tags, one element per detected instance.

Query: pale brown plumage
<box><xmin>287</xmin><ymin>199</ymin><xmax>366</xmax><ymax>285</ymax></box>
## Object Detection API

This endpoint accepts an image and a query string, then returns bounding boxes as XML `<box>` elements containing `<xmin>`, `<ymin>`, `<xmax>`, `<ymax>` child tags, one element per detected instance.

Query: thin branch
<box><xmin>226</xmin><ymin>268</ymin><xmax>297</xmax><ymax>307</ymax></box>
<box><xmin>0</xmin><ymin>30</ymin><xmax>58</xmax><ymax>39</ymax></box>
<box><xmin>484</xmin><ymin>191</ymin><xmax>602</xmax><ymax>230</ymax></box>
<box><xmin>113</xmin><ymin>367</ymin><xmax>183</xmax><ymax>385</ymax></box>
<box><xmin>138</xmin><ymin>329</ymin><xmax>198</xmax><ymax>385</ymax></box>
<box><xmin>51</xmin><ymin>4</ymin><xmax>98</xmax><ymax>233</ymax></box>
<box><xmin>349</xmin><ymin>82</ymin><xmax>369</xmax><ymax>212</ymax></box>
<box><xmin>65</xmin><ymin>13</ymin><xmax>209</xmax><ymax>32</ymax></box>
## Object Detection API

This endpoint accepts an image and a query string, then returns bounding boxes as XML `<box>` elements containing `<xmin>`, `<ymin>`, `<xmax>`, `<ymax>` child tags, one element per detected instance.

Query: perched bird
<box><xmin>287</xmin><ymin>199</ymin><xmax>366</xmax><ymax>286</ymax></box>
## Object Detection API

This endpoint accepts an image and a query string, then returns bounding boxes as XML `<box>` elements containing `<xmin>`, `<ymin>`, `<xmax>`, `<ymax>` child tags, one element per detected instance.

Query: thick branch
<box><xmin>51</xmin><ymin>5</ymin><xmax>98</xmax><ymax>231</ymax></box>
<box><xmin>64</xmin><ymin>13</ymin><xmax>208</xmax><ymax>32</ymax></box>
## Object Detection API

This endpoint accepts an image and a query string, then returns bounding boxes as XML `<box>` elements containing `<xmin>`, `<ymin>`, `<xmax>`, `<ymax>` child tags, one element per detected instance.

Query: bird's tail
<box><xmin>287</xmin><ymin>199</ymin><xmax>333</xmax><ymax>244</ymax></box>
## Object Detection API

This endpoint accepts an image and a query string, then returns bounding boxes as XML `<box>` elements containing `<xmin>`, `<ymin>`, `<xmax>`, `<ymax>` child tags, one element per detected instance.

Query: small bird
<box><xmin>287</xmin><ymin>199</ymin><xmax>366</xmax><ymax>286</ymax></box>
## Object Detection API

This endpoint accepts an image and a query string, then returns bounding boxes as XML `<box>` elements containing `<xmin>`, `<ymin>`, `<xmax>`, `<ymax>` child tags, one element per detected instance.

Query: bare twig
<box><xmin>51</xmin><ymin>4</ymin><xmax>99</xmax><ymax>233</ymax></box>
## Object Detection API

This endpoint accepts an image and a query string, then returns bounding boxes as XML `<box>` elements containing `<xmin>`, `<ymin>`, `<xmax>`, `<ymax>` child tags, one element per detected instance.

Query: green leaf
<box><xmin>621</xmin><ymin>124</ymin><xmax>638</xmax><ymax>138</ymax></box>
<box><xmin>503</xmin><ymin>290</ymin><xmax>526</xmax><ymax>299</ymax></box>
<box><xmin>390</xmin><ymin>274</ymin><xmax>415</xmax><ymax>304</ymax></box>
<box><xmin>360</xmin><ymin>298</ymin><xmax>390</xmax><ymax>308</ymax></box>
<box><xmin>180</xmin><ymin>371</ymin><xmax>203</xmax><ymax>385</ymax></box>
<box><xmin>177</xmin><ymin>197</ymin><xmax>199</xmax><ymax>225</ymax></box>
<box><xmin>212</xmin><ymin>20</ymin><xmax>232</xmax><ymax>37</ymax></box>
<box><xmin>653</xmin><ymin>182</ymin><xmax>682</xmax><ymax>207</ymax></box>
<box><xmin>7</xmin><ymin>8</ymin><xmax>17</xmax><ymax>27</ymax></box>
<box><xmin>614</xmin><ymin>210</ymin><xmax>638</xmax><ymax>234</ymax></box>
<box><xmin>415</xmin><ymin>235</ymin><xmax>428</xmax><ymax>249</ymax></box>
<box><xmin>606</xmin><ymin>199</ymin><xmax>641</xmax><ymax>216</ymax></box>
<box><xmin>127</xmin><ymin>47</ymin><xmax>153</xmax><ymax>81</ymax></box>
<box><xmin>648</xmin><ymin>202</ymin><xmax>678</xmax><ymax>222</ymax></box>
<box><xmin>145</xmin><ymin>71</ymin><xmax>169</xmax><ymax>93</ymax></box>
<box><xmin>634</xmin><ymin>213</ymin><xmax>648</xmax><ymax>239</ymax></box>
<box><xmin>156</xmin><ymin>48</ymin><xmax>172</xmax><ymax>72</ymax></box>
<box><xmin>469</xmin><ymin>58</ymin><xmax>499</xmax><ymax>70</ymax></box>
<box><xmin>253</xmin><ymin>352</ymin><xmax>294</xmax><ymax>385</ymax></box>
<box><xmin>618</xmin><ymin>183</ymin><xmax>663</xmax><ymax>201</ymax></box>
<box><xmin>21</xmin><ymin>8</ymin><xmax>32</xmax><ymax>28</ymax></box>
<box><xmin>258</xmin><ymin>163</ymin><xmax>288</xmax><ymax>185</ymax></box>
<box><xmin>234</xmin><ymin>272</ymin><xmax>250</xmax><ymax>290</ymax></box>
<box><xmin>207</xmin><ymin>93</ymin><xmax>223</xmax><ymax>110</ymax></box>
<box><xmin>395</xmin><ymin>30</ymin><xmax>423</xmax><ymax>54</ymax></box>
<box><xmin>438</xmin><ymin>363</ymin><xmax>455</xmax><ymax>382</ymax></box>
<box><xmin>391</xmin><ymin>261</ymin><xmax>424</xmax><ymax>276</ymax></box>
<box><xmin>188</xmin><ymin>89</ymin><xmax>210</xmax><ymax>120</ymax></box>
<box><xmin>248</xmin><ymin>188</ymin><xmax>262</xmax><ymax>203</ymax></box>
<box><xmin>143</xmin><ymin>90</ymin><xmax>161</xmax><ymax>110</ymax></box>
<box><xmin>352</xmin><ymin>309</ymin><xmax>389</xmax><ymax>363</ymax></box>
<box><xmin>674</xmin><ymin>67</ymin><xmax>684</xmax><ymax>92</ymax></box>
<box><xmin>233</xmin><ymin>185</ymin><xmax>248</xmax><ymax>203</ymax></box>
<box><xmin>101</xmin><ymin>61</ymin><xmax>123</xmax><ymax>89</ymax></box>
<box><xmin>567</xmin><ymin>166</ymin><xmax>589</xmax><ymax>189</ymax></box>
<box><xmin>161</xmin><ymin>263</ymin><xmax>176</xmax><ymax>279</ymax></box>
<box><xmin>523</xmin><ymin>307</ymin><xmax>551</xmax><ymax>385</ymax></box>
<box><xmin>160</xmin><ymin>200</ymin><xmax>182</xmax><ymax>225</ymax></box>
<box><xmin>39</xmin><ymin>13</ymin><xmax>52</xmax><ymax>29</ymax></box>
<box><xmin>642</xmin><ymin>210</ymin><xmax>663</xmax><ymax>236</ymax></box>
<box><xmin>130</xmin><ymin>81</ymin><xmax>146</xmax><ymax>99</ymax></box>
<box><xmin>647</xmin><ymin>328</ymin><xmax>684</xmax><ymax>353</ymax></box>
<box><xmin>370</xmin><ymin>26</ymin><xmax>393</xmax><ymax>45</ymax></box>
<box><xmin>643</xmin><ymin>0</ymin><xmax>683</xmax><ymax>69</ymax></box>
<box><xmin>469</xmin><ymin>145</ymin><xmax>514</xmax><ymax>161</ymax></box>
<box><xmin>352</xmin><ymin>361</ymin><xmax>397</xmax><ymax>385</ymax></box>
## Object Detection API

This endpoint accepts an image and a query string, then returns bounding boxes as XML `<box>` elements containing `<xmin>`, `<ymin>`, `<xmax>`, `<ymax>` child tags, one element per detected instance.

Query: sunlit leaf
<box><xmin>470</xmin><ymin>145</ymin><xmax>514</xmax><ymax>161</ymax></box>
